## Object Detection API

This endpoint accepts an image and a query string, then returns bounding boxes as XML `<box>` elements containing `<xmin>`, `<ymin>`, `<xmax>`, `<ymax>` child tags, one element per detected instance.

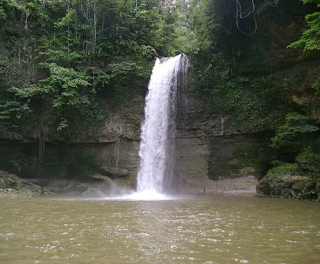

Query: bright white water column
<box><xmin>137</xmin><ymin>54</ymin><xmax>188</xmax><ymax>194</ymax></box>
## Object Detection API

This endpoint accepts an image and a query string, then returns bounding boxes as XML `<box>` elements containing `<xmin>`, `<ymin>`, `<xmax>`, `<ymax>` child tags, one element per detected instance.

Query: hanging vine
<box><xmin>235</xmin><ymin>0</ymin><xmax>257</xmax><ymax>35</ymax></box>
<box><xmin>235</xmin><ymin>0</ymin><xmax>279</xmax><ymax>35</ymax></box>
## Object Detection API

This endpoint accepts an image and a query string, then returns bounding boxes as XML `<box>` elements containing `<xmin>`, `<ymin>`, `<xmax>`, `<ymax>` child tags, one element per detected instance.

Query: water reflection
<box><xmin>0</xmin><ymin>196</ymin><xmax>319</xmax><ymax>263</ymax></box>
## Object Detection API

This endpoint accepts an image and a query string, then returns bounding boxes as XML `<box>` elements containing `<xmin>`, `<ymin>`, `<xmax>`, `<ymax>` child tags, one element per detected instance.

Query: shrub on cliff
<box><xmin>270</xmin><ymin>113</ymin><xmax>319</xmax><ymax>149</ymax></box>
<box><xmin>257</xmin><ymin>148</ymin><xmax>320</xmax><ymax>200</ymax></box>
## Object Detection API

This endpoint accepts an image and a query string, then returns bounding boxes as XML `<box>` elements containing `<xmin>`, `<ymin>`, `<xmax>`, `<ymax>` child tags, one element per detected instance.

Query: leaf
<box><xmin>57</xmin><ymin>118</ymin><xmax>68</xmax><ymax>131</ymax></box>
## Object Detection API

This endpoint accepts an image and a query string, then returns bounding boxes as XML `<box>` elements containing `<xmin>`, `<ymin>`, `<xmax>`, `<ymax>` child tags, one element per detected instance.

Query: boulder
<box><xmin>256</xmin><ymin>174</ymin><xmax>311</xmax><ymax>198</ymax></box>
<box><xmin>99</xmin><ymin>166</ymin><xmax>130</xmax><ymax>179</ymax></box>
<box><xmin>0</xmin><ymin>170</ymin><xmax>52</xmax><ymax>198</ymax></box>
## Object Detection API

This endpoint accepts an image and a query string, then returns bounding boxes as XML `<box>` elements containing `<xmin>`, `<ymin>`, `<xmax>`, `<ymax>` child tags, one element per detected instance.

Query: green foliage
<box><xmin>187</xmin><ymin>0</ymin><xmax>311</xmax><ymax>133</ymax></box>
<box><xmin>4</xmin><ymin>62</ymin><xmax>93</xmax><ymax>133</ymax></box>
<box><xmin>104</xmin><ymin>61</ymin><xmax>152</xmax><ymax>104</ymax></box>
<box><xmin>0</xmin><ymin>0</ymin><xmax>190</xmax><ymax>138</ymax></box>
<box><xmin>288</xmin><ymin>0</ymin><xmax>320</xmax><ymax>54</ymax></box>
<box><xmin>267</xmin><ymin>162</ymin><xmax>300</xmax><ymax>177</ymax></box>
<box><xmin>296</xmin><ymin>146</ymin><xmax>320</xmax><ymax>173</ymax></box>
<box><xmin>311</xmin><ymin>75</ymin><xmax>320</xmax><ymax>92</ymax></box>
<box><xmin>287</xmin><ymin>0</ymin><xmax>320</xmax><ymax>96</ymax></box>
<box><xmin>270</xmin><ymin>113</ymin><xmax>319</xmax><ymax>148</ymax></box>
<box><xmin>0</xmin><ymin>100</ymin><xmax>31</xmax><ymax>120</ymax></box>
<box><xmin>190</xmin><ymin>50</ymin><xmax>287</xmax><ymax>132</ymax></box>
<box><xmin>40</xmin><ymin>63</ymin><xmax>90</xmax><ymax>106</ymax></box>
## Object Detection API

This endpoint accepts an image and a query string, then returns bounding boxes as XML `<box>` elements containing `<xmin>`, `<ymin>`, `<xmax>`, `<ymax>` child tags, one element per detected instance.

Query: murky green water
<box><xmin>0</xmin><ymin>195</ymin><xmax>319</xmax><ymax>264</ymax></box>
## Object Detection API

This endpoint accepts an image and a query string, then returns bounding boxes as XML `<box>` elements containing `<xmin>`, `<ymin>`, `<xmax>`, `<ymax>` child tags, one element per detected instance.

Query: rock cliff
<box><xmin>1</xmin><ymin>0</ymin><xmax>319</xmax><ymax>198</ymax></box>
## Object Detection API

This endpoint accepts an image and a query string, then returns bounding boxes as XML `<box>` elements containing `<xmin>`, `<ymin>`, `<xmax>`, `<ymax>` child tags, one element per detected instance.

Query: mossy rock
<box><xmin>266</xmin><ymin>163</ymin><xmax>300</xmax><ymax>177</ymax></box>
<box><xmin>257</xmin><ymin>152</ymin><xmax>320</xmax><ymax>200</ymax></box>
<box><xmin>296</xmin><ymin>152</ymin><xmax>320</xmax><ymax>174</ymax></box>
<box><xmin>257</xmin><ymin>174</ymin><xmax>310</xmax><ymax>198</ymax></box>
<box><xmin>292</xmin><ymin>180</ymin><xmax>309</xmax><ymax>191</ymax></box>
<box><xmin>257</xmin><ymin>163</ymin><xmax>319</xmax><ymax>200</ymax></box>
<box><xmin>292</xmin><ymin>179</ymin><xmax>318</xmax><ymax>200</ymax></box>
<box><xmin>256</xmin><ymin>162</ymin><xmax>310</xmax><ymax>198</ymax></box>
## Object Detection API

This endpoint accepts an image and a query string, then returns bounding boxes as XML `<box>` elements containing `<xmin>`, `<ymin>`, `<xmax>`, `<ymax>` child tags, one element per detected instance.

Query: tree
<box><xmin>288</xmin><ymin>0</ymin><xmax>320</xmax><ymax>92</ymax></box>
<box><xmin>270</xmin><ymin>113</ymin><xmax>319</xmax><ymax>149</ymax></box>
<box><xmin>8</xmin><ymin>62</ymin><xmax>91</xmax><ymax>131</ymax></box>
<box><xmin>288</xmin><ymin>0</ymin><xmax>320</xmax><ymax>54</ymax></box>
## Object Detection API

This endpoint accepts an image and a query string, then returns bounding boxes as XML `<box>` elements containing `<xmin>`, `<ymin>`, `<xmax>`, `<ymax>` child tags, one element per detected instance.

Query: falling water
<box><xmin>137</xmin><ymin>54</ymin><xmax>188</xmax><ymax>195</ymax></box>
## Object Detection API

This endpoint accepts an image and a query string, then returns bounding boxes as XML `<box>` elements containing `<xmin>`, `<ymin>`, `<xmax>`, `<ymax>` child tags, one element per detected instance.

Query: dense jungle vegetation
<box><xmin>0</xmin><ymin>0</ymin><xmax>319</xmax><ymax>188</ymax></box>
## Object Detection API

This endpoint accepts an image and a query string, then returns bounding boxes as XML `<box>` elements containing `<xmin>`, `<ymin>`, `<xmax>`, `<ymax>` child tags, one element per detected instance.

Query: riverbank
<box><xmin>0</xmin><ymin>170</ymin><xmax>52</xmax><ymax>198</ymax></box>
<box><xmin>0</xmin><ymin>170</ymin><xmax>135</xmax><ymax>198</ymax></box>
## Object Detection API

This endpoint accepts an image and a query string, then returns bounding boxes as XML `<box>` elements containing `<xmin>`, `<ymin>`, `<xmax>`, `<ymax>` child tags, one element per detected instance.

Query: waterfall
<box><xmin>137</xmin><ymin>54</ymin><xmax>189</xmax><ymax>195</ymax></box>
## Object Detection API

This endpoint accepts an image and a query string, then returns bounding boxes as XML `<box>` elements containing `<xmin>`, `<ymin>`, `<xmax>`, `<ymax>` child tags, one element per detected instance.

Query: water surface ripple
<box><xmin>0</xmin><ymin>196</ymin><xmax>319</xmax><ymax>263</ymax></box>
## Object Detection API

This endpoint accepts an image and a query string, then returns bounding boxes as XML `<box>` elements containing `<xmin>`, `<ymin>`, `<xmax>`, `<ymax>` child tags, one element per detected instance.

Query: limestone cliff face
<box><xmin>71</xmin><ymin>95</ymin><xmax>146</xmax><ymax>189</ymax></box>
<box><xmin>84</xmin><ymin>96</ymin><xmax>145</xmax><ymax>143</ymax></box>
<box><xmin>70</xmin><ymin>87</ymin><xmax>266</xmax><ymax>194</ymax></box>
<box><xmin>1</xmin><ymin>58</ymin><xmax>318</xmax><ymax>195</ymax></box>
<box><xmin>174</xmin><ymin>88</ymin><xmax>269</xmax><ymax>194</ymax></box>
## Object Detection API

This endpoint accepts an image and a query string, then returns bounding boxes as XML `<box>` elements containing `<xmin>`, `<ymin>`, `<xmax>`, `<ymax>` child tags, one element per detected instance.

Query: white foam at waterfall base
<box><xmin>101</xmin><ymin>183</ymin><xmax>172</xmax><ymax>201</ymax></box>
<box><xmin>113</xmin><ymin>191</ymin><xmax>173</xmax><ymax>201</ymax></box>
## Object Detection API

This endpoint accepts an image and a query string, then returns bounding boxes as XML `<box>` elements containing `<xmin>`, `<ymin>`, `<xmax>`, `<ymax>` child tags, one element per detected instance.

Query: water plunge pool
<box><xmin>0</xmin><ymin>195</ymin><xmax>319</xmax><ymax>263</ymax></box>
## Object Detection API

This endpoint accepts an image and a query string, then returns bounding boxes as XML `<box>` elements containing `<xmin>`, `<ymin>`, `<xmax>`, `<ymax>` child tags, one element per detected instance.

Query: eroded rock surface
<box><xmin>0</xmin><ymin>170</ymin><xmax>52</xmax><ymax>198</ymax></box>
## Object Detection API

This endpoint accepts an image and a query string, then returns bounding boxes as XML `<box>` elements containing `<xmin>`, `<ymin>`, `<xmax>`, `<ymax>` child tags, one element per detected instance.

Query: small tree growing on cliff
<box><xmin>288</xmin><ymin>0</ymin><xmax>320</xmax><ymax>53</ymax></box>
<box><xmin>270</xmin><ymin>112</ymin><xmax>319</xmax><ymax>149</ymax></box>
<box><xmin>288</xmin><ymin>0</ymin><xmax>320</xmax><ymax>92</ymax></box>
